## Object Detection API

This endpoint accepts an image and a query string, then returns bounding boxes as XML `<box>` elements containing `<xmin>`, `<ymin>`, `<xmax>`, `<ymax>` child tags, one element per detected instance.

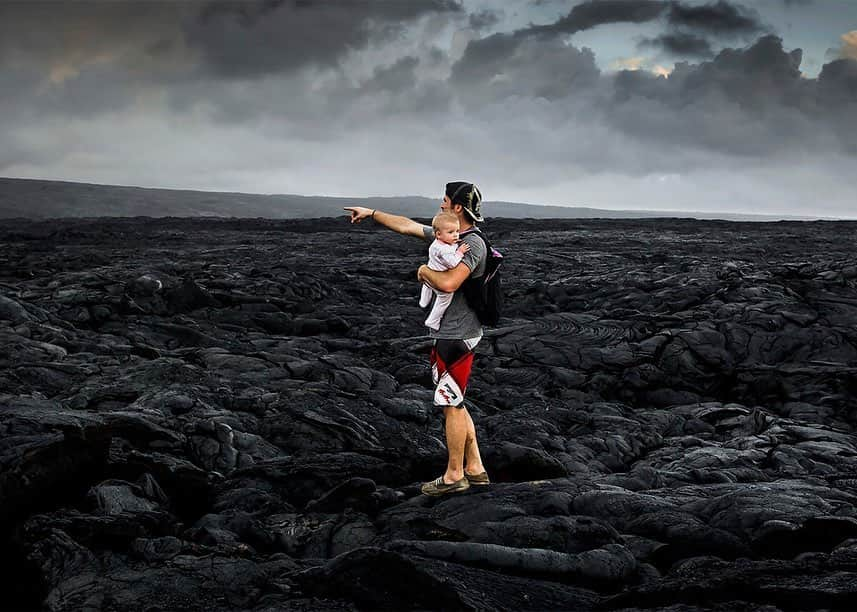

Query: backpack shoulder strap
<box><xmin>460</xmin><ymin>226</ymin><xmax>490</xmax><ymax>247</ymax></box>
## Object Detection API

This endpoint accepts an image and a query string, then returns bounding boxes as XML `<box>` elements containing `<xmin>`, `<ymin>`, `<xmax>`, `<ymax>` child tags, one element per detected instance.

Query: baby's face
<box><xmin>435</xmin><ymin>222</ymin><xmax>460</xmax><ymax>245</ymax></box>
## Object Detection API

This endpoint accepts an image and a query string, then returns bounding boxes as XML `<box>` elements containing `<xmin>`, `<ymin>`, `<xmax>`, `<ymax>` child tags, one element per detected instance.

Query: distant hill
<box><xmin>0</xmin><ymin>177</ymin><xmax>820</xmax><ymax>221</ymax></box>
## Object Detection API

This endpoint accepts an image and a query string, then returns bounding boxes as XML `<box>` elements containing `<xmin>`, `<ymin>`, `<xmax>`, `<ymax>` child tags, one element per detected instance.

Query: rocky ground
<box><xmin>2</xmin><ymin>215</ymin><xmax>857</xmax><ymax>611</ymax></box>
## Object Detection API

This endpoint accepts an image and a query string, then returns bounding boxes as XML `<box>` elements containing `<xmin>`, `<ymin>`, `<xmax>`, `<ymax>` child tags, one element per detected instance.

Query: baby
<box><xmin>420</xmin><ymin>211</ymin><xmax>470</xmax><ymax>330</ymax></box>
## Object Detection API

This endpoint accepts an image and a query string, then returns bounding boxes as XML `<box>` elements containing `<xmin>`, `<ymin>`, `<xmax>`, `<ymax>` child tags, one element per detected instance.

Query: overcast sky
<box><xmin>1</xmin><ymin>0</ymin><xmax>856</xmax><ymax>218</ymax></box>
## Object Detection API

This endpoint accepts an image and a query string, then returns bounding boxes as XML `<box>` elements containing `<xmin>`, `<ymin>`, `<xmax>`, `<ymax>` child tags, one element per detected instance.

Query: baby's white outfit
<box><xmin>420</xmin><ymin>239</ymin><xmax>465</xmax><ymax>330</ymax></box>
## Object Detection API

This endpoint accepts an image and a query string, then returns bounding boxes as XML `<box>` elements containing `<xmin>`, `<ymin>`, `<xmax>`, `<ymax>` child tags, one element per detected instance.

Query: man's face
<box><xmin>441</xmin><ymin>195</ymin><xmax>454</xmax><ymax>213</ymax></box>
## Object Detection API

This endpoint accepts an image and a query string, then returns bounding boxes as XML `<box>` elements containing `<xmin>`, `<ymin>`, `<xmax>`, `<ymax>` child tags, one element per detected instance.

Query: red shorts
<box><xmin>430</xmin><ymin>337</ymin><xmax>480</xmax><ymax>407</ymax></box>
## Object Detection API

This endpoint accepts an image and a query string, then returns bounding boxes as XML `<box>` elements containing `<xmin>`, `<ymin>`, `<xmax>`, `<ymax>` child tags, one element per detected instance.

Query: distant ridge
<box><xmin>0</xmin><ymin>177</ymin><xmax>826</xmax><ymax>221</ymax></box>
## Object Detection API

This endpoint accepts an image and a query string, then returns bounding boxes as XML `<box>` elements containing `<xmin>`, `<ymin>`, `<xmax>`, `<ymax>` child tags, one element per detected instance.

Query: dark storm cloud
<box><xmin>198</xmin><ymin>0</ymin><xmax>293</xmax><ymax>24</ymax></box>
<box><xmin>640</xmin><ymin>32</ymin><xmax>714</xmax><ymax>57</ymax></box>
<box><xmin>532</xmin><ymin>0</ymin><xmax>761</xmax><ymax>38</ymax></box>
<box><xmin>614</xmin><ymin>35</ymin><xmax>805</xmax><ymax>113</ymax></box>
<box><xmin>363</xmin><ymin>56</ymin><xmax>420</xmax><ymax>93</ymax></box>
<box><xmin>818</xmin><ymin>58</ymin><xmax>857</xmax><ymax>107</ymax></box>
<box><xmin>677</xmin><ymin>34</ymin><xmax>805</xmax><ymax>107</ymax></box>
<box><xmin>449</xmin><ymin>0</ymin><xmax>667</xmax><ymax>96</ymax></box>
<box><xmin>2</xmin><ymin>0</ymin><xmax>854</xmax><ymax>216</ymax></box>
<box><xmin>0</xmin><ymin>2</ymin><xmax>179</xmax><ymax>120</ymax></box>
<box><xmin>185</xmin><ymin>0</ymin><xmax>462</xmax><ymax>78</ymax></box>
<box><xmin>536</xmin><ymin>0</ymin><xmax>667</xmax><ymax>35</ymax></box>
<box><xmin>468</xmin><ymin>9</ymin><xmax>502</xmax><ymax>32</ymax></box>
<box><xmin>0</xmin><ymin>1</ymin><xmax>461</xmax><ymax>82</ymax></box>
<box><xmin>454</xmin><ymin>0</ymin><xmax>764</xmax><ymax>85</ymax></box>
<box><xmin>0</xmin><ymin>1</ymin><xmax>195</xmax><ymax>67</ymax></box>
<box><xmin>525</xmin><ymin>0</ymin><xmax>766</xmax><ymax>71</ymax></box>
<box><xmin>667</xmin><ymin>0</ymin><xmax>762</xmax><ymax>35</ymax></box>
<box><xmin>0</xmin><ymin>0</ymin><xmax>465</xmax><ymax>124</ymax></box>
<box><xmin>450</xmin><ymin>31</ymin><xmax>528</xmax><ymax>84</ymax></box>
<box><xmin>449</xmin><ymin>30</ymin><xmax>857</xmax><ymax>164</ymax></box>
<box><xmin>636</xmin><ymin>1</ymin><xmax>763</xmax><ymax>62</ymax></box>
<box><xmin>606</xmin><ymin>35</ymin><xmax>857</xmax><ymax>157</ymax></box>
<box><xmin>450</xmin><ymin>36</ymin><xmax>600</xmax><ymax>105</ymax></box>
<box><xmin>450</xmin><ymin>32</ymin><xmax>600</xmax><ymax>101</ymax></box>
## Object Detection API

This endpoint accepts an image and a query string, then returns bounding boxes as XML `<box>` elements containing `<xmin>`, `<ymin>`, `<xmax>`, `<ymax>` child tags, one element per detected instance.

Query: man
<box><xmin>345</xmin><ymin>181</ymin><xmax>490</xmax><ymax>496</ymax></box>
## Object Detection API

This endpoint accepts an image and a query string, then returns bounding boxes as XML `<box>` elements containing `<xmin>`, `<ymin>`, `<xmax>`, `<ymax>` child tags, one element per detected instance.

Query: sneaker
<box><xmin>420</xmin><ymin>476</ymin><xmax>470</xmax><ymax>496</ymax></box>
<box><xmin>465</xmin><ymin>471</ymin><xmax>490</xmax><ymax>485</ymax></box>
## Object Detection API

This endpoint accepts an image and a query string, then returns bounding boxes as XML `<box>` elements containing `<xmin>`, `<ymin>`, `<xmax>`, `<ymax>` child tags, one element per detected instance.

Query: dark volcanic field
<box><xmin>2</xmin><ymin>216</ymin><xmax>857</xmax><ymax>611</ymax></box>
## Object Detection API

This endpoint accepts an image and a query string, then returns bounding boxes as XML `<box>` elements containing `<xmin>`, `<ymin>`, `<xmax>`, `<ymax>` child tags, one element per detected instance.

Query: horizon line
<box><xmin>1</xmin><ymin>174</ymin><xmax>853</xmax><ymax>222</ymax></box>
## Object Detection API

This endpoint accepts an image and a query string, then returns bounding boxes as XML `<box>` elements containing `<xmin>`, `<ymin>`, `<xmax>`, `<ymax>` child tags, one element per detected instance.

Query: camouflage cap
<box><xmin>445</xmin><ymin>181</ymin><xmax>483</xmax><ymax>223</ymax></box>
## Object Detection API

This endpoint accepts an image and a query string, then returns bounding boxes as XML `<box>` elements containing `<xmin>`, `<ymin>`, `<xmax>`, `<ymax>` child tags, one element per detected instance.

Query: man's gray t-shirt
<box><xmin>421</xmin><ymin>225</ymin><xmax>486</xmax><ymax>339</ymax></box>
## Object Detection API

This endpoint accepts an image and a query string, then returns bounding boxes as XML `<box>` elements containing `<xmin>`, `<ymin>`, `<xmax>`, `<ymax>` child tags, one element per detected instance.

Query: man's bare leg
<box><xmin>462</xmin><ymin>408</ymin><xmax>486</xmax><ymax>475</ymax></box>
<box><xmin>442</xmin><ymin>406</ymin><xmax>468</xmax><ymax>483</ymax></box>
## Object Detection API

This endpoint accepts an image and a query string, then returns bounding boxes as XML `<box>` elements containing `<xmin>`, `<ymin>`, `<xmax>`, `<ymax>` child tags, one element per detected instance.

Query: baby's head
<box><xmin>432</xmin><ymin>211</ymin><xmax>460</xmax><ymax>245</ymax></box>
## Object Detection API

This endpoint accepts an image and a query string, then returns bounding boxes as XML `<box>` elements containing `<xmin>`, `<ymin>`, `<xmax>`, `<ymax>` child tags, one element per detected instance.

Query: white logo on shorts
<box><xmin>434</xmin><ymin>372</ymin><xmax>463</xmax><ymax>406</ymax></box>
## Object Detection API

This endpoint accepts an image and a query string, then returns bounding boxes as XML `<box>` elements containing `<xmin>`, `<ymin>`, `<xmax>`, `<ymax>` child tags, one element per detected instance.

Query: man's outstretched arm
<box><xmin>344</xmin><ymin>206</ymin><xmax>426</xmax><ymax>239</ymax></box>
<box><xmin>418</xmin><ymin>262</ymin><xmax>471</xmax><ymax>294</ymax></box>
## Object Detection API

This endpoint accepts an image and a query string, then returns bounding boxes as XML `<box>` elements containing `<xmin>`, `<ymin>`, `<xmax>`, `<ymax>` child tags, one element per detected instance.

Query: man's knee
<box><xmin>443</xmin><ymin>404</ymin><xmax>466</xmax><ymax>416</ymax></box>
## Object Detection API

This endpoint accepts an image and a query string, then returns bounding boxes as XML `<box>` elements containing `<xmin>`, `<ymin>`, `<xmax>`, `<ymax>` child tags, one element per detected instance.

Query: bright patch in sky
<box><xmin>842</xmin><ymin>30</ymin><xmax>857</xmax><ymax>59</ymax></box>
<box><xmin>610</xmin><ymin>57</ymin><xmax>646</xmax><ymax>71</ymax></box>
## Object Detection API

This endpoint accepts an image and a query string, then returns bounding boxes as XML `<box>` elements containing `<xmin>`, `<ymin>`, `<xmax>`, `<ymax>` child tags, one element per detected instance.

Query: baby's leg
<box><xmin>425</xmin><ymin>290</ymin><xmax>454</xmax><ymax>330</ymax></box>
<box><xmin>419</xmin><ymin>283</ymin><xmax>434</xmax><ymax>308</ymax></box>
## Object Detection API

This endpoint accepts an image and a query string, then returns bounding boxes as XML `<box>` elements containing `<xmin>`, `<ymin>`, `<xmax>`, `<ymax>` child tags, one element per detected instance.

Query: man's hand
<box><xmin>344</xmin><ymin>206</ymin><xmax>374</xmax><ymax>224</ymax></box>
<box><xmin>417</xmin><ymin>265</ymin><xmax>432</xmax><ymax>285</ymax></box>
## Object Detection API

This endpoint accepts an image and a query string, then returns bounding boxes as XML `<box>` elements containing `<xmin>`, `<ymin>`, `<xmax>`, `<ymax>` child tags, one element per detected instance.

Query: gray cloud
<box><xmin>1</xmin><ymin>1</ymin><xmax>855</xmax><ymax>218</ymax></box>
<box><xmin>605</xmin><ymin>35</ymin><xmax>857</xmax><ymax>158</ymax></box>
<box><xmin>468</xmin><ymin>9</ymin><xmax>502</xmax><ymax>32</ymax></box>
<box><xmin>0</xmin><ymin>1</ymin><xmax>196</xmax><ymax>71</ymax></box>
<box><xmin>444</xmin><ymin>0</ymin><xmax>670</xmax><ymax>82</ymax></box>
<box><xmin>541</xmin><ymin>0</ymin><xmax>667</xmax><ymax>35</ymax></box>
<box><xmin>530</xmin><ymin>0</ymin><xmax>762</xmax><ymax>38</ymax></box>
<box><xmin>456</xmin><ymin>0</ymin><xmax>766</xmax><ymax>80</ymax></box>
<box><xmin>442</xmin><ymin>31</ymin><xmax>856</xmax><ymax>176</ymax></box>
<box><xmin>634</xmin><ymin>1</ymin><xmax>764</xmax><ymax>63</ymax></box>
<box><xmin>185</xmin><ymin>0</ymin><xmax>462</xmax><ymax>78</ymax></box>
<box><xmin>450</xmin><ymin>33</ymin><xmax>600</xmax><ymax>101</ymax></box>
<box><xmin>667</xmin><ymin>0</ymin><xmax>763</xmax><ymax>35</ymax></box>
<box><xmin>640</xmin><ymin>32</ymin><xmax>715</xmax><ymax>57</ymax></box>
<box><xmin>0</xmin><ymin>0</ymin><xmax>464</xmax><ymax>123</ymax></box>
<box><xmin>0</xmin><ymin>1</ymin><xmax>462</xmax><ymax>85</ymax></box>
<box><xmin>363</xmin><ymin>56</ymin><xmax>421</xmax><ymax>94</ymax></box>
<box><xmin>0</xmin><ymin>1</ymin><xmax>199</xmax><ymax>122</ymax></box>
<box><xmin>819</xmin><ymin>58</ymin><xmax>857</xmax><ymax>97</ymax></box>
<box><xmin>817</xmin><ymin>58</ymin><xmax>857</xmax><ymax>150</ymax></box>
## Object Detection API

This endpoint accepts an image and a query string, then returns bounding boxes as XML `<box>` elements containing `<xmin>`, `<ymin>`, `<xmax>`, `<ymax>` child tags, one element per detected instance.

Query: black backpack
<box><xmin>459</xmin><ymin>227</ymin><xmax>504</xmax><ymax>326</ymax></box>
